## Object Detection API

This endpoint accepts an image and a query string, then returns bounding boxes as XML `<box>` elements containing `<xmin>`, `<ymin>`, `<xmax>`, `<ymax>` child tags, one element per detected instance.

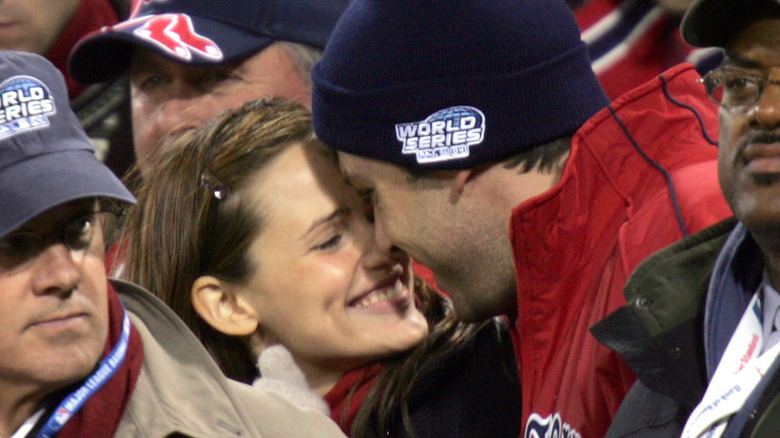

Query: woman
<box><xmin>119</xmin><ymin>98</ymin><xmax>521</xmax><ymax>437</ymax></box>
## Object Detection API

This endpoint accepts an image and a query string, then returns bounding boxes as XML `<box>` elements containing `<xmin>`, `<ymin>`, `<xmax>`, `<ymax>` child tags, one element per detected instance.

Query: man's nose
<box><xmin>748</xmin><ymin>80</ymin><xmax>780</xmax><ymax>130</ymax></box>
<box><xmin>31</xmin><ymin>244</ymin><xmax>82</xmax><ymax>297</ymax></box>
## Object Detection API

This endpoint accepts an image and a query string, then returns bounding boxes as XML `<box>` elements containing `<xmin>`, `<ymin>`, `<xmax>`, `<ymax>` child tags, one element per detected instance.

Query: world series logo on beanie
<box><xmin>397</xmin><ymin>106</ymin><xmax>485</xmax><ymax>164</ymax></box>
<box><xmin>0</xmin><ymin>76</ymin><xmax>56</xmax><ymax>139</ymax></box>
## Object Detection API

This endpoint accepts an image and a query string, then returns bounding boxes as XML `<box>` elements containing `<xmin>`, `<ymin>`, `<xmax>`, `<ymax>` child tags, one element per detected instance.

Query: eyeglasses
<box><xmin>0</xmin><ymin>211</ymin><xmax>118</xmax><ymax>273</ymax></box>
<box><xmin>700</xmin><ymin>68</ymin><xmax>780</xmax><ymax>109</ymax></box>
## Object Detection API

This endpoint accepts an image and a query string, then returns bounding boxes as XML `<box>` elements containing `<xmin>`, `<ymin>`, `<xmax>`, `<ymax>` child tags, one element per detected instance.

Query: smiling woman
<box><xmin>119</xmin><ymin>98</ymin><xmax>522</xmax><ymax>437</ymax></box>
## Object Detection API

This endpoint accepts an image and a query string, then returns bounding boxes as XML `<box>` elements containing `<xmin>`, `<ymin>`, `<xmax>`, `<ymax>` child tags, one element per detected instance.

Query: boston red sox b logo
<box><xmin>110</xmin><ymin>11</ymin><xmax>223</xmax><ymax>62</ymax></box>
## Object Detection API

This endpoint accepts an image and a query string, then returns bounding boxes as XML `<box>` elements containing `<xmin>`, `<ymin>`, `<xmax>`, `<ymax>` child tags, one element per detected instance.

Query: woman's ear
<box><xmin>191</xmin><ymin>276</ymin><xmax>259</xmax><ymax>336</ymax></box>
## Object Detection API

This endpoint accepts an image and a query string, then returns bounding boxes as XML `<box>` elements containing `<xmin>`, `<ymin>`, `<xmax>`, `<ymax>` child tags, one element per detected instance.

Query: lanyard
<box><xmin>682</xmin><ymin>291</ymin><xmax>780</xmax><ymax>438</ymax></box>
<box><xmin>36</xmin><ymin>306</ymin><xmax>131</xmax><ymax>438</ymax></box>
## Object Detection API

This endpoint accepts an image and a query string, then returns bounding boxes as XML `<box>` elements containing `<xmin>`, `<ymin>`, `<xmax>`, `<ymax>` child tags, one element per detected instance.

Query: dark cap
<box><xmin>0</xmin><ymin>51</ymin><xmax>135</xmax><ymax>239</ymax></box>
<box><xmin>312</xmin><ymin>0</ymin><xmax>608</xmax><ymax>170</ymax></box>
<box><xmin>69</xmin><ymin>0</ymin><xmax>350</xmax><ymax>85</ymax></box>
<box><xmin>681</xmin><ymin>0</ymin><xmax>780</xmax><ymax>48</ymax></box>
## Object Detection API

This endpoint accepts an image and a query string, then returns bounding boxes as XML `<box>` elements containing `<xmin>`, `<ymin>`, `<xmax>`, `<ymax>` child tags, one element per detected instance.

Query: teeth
<box><xmin>353</xmin><ymin>282</ymin><xmax>404</xmax><ymax>308</ymax></box>
<box><xmin>388</xmin><ymin>281</ymin><xmax>402</xmax><ymax>299</ymax></box>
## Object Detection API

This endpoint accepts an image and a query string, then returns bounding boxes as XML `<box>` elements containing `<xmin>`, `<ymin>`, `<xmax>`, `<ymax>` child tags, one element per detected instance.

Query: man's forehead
<box><xmin>335</xmin><ymin>152</ymin><xmax>387</xmax><ymax>186</ymax></box>
<box><xmin>724</xmin><ymin>19</ymin><xmax>780</xmax><ymax>66</ymax></box>
<box><xmin>335</xmin><ymin>152</ymin><xmax>361</xmax><ymax>180</ymax></box>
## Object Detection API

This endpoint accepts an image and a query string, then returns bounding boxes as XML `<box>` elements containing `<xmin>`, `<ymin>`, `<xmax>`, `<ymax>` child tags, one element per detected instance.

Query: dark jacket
<box><xmin>391</xmin><ymin>318</ymin><xmax>522</xmax><ymax>438</ymax></box>
<box><xmin>71</xmin><ymin>0</ymin><xmax>135</xmax><ymax>178</ymax></box>
<box><xmin>592</xmin><ymin>218</ymin><xmax>780</xmax><ymax>437</ymax></box>
<box><xmin>73</xmin><ymin>75</ymin><xmax>134</xmax><ymax>178</ymax></box>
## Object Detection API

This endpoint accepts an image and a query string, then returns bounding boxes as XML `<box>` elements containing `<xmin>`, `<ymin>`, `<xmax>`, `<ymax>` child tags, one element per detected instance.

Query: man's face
<box><xmin>130</xmin><ymin>43</ymin><xmax>312</xmax><ymax>175</ymax></box>
<box><xmin>717</xmin><ymin>18</ymin><xmax>780</xmax><ymax>239</ymax></box>
<box><xmin>0</xmin><ymin>200</ymin><xmax>109</xmax><ymax>399</ymax></box>
<box><xmin>0</xmin><ymin>0</ymin><xmax>80</xmax><ymax>54</ymax></box>
<box><xmin>337</xmin><ymin>152</ymin><xmax>515</xmax><ymax>321</ymax></box>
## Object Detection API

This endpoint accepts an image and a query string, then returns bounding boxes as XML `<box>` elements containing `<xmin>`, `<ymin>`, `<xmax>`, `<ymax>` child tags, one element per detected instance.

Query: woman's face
<box><xmin>238</xmin><ymin>141</ymin><xmax>428</xmax><ymax>380</ymax></box>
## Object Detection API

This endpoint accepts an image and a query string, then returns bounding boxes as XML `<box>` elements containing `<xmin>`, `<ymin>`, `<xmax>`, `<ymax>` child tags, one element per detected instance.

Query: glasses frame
<box><xmin>700</xmin><ymin>68</ymin><xmax>780</xmax><ymax>109</ymax></box>
<box><xmin>0</xmin><ymin>208</ymin><xmax>121</xmax><ymax>274</ymax></box>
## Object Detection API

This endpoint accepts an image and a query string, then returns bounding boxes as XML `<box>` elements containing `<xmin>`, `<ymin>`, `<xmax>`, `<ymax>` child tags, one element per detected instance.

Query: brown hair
<box><xmin>121</xmin><ymin>98</ymin><xmax>315</xmax><ymax>382</ymax></box>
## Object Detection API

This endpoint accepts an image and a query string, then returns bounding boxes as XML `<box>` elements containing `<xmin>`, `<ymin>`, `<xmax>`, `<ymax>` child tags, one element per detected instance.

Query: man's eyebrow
<box><xmin>722</xmin><ymin>53</ymin><xmax>766</xmax><ymax>70</ymax></box>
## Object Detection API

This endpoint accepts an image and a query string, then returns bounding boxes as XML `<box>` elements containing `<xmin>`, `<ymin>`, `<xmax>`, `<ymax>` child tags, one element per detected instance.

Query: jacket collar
<box><xmin>111</xmin><ymin>279</ymin><xmax>260</xmax><ymax>437</ymax></box>
<box><xmin>703</xmin><ymin>223</ymin><xmax>765</xmax><ymax>379</ymax></box>
<box><xmin>591</xmin><ymin>217</ymin><xmax>737</xmax><ymax>407</ymax></box>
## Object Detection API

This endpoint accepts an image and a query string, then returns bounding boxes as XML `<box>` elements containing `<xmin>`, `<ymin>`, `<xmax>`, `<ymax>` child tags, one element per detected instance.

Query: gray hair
<box><xmin>277</xmin><ymin>41</ymin><xmax>322</xmax><ymax>86</ymax></box>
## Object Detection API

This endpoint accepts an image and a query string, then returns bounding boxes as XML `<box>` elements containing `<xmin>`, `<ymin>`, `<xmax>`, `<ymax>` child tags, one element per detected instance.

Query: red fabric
<box><xmin>57</xmin><ymin>282</ymin><xmax>144</xmax><ymax>438</ymax></box>
<box><xmin>574</xmin><ymin>0</ymin><xmax>623</xmax><ymax>29</ymax></box>
<box><xmin>323</xmin><ymin>364</ymin><xmax>383</xmax><ymax>435</ymax></box>
<box><xmin>573</xmin><ymin>0</ymin><xmax>698</xmax><ymax>100</ymax></box>
<box><xmin>105</xmin><ymin>238</ymin><xmax>127</xmax><ymax>276</ymax></box>
<box><xmin>412</xmin><ymin>261</ymin><xmax>447</xmax><ymax>297</ymax></box>
<box><xmin>511</xmin><ymin>64</ymin><xmax>732</xmax><ymax>438</ymax></box>
<box><xmin>45</xmin><ymin>0</ymin><xmax>119</xmax><ymax>99</ymax></box>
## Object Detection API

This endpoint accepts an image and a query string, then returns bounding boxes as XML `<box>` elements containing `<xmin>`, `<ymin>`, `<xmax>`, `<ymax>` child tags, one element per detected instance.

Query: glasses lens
<box><xmin>0</xmin><ymin>233</ymin><xmax>42</xmax><ymax>272</ymax></box>
<box><xmin>706</xmin><ymin>80</ymin><xmax>725</xmax><ymax>105</ymax></box>
<box><xmin>63</xmin><ymin>214</ymin><xmax>97</xmax><ymax>251</ymax></box>
<box><xmin>0</xmin><ymin>211</ymin><xmax>114</xmax><ymax>273</ymax></box>
<box><xmin>709</xmin><ymin>71</ymin><xmax>761</xmax><ymax>108</ymax></box>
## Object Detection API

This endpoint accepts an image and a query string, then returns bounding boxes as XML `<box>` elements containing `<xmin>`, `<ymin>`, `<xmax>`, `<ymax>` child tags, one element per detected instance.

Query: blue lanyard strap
<box><xmin>36</xmin><ymin>305</ymin><xmax>131</xmax><ymax>438</ymax></box>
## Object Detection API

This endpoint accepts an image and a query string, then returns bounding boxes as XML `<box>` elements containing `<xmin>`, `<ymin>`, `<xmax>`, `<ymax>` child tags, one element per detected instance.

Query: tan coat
<box><xmin>111</xmin><ymin>279</ymin><xmax>346</xmax><ymax>438</ymax></box>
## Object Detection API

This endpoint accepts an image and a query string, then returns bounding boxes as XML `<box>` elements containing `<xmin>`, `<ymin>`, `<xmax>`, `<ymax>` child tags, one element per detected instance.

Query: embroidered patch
<box><xmin>525</xmin><ymin>412</ymin><xmax>581</xmax><ymax>438</ymax></box>
<box><xmin>0</xmin><ymin>75</ymin><xmax>56</xmax><ymax>140</ymax></box>
<box><xmin>112</xmin><ymin>13</ymin><xmax>222</xmax><ymax>62</ymax></box>
<box><xmin>395</xmin><ymin>105</ymin><xmax>485</xmax><ymax>164</ymax></box>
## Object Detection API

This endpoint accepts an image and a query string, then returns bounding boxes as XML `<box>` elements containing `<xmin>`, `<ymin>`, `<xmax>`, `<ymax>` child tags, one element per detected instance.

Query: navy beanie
<box><xmin>312</xmin><ymin>0</ymin><xmax>610</xmax><ymax>170</ymax></box>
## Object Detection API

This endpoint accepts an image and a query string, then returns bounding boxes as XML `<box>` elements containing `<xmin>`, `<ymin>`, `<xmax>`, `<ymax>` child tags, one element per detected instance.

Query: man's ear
<box><xmin>191</xmin><ymin>276</ymin><xmax>259</xmax><ymax>336</ymax></box>
<box><xmin>452</xmin><ymin>169</ymin><xmax>473</xmax><ymax>194</ymax></box>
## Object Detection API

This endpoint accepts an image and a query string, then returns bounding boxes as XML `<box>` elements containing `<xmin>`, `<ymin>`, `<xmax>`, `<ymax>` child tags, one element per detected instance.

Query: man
<box><xmin>0</xmin><ymin>0</ymin><xmax>134</xmax><ymax>177</ymax></box>
<box><xmin>68</xmin><ymin>0</ymin><xmax>349</xmax><ymax>176</ymax></box>
<box><xmin>592</xmin><ymin>0</ymin><xmax>780</xmax><ymax>436</ymax></box>
<box><xmin>309</xmin><ymin>0</ymin><xmax>733</xmax><ymax>436</ymax></box>
<box><xmin>0</xmin><ymin>50</ymin><xmax>346</xmax><ymax>438</ymax></box>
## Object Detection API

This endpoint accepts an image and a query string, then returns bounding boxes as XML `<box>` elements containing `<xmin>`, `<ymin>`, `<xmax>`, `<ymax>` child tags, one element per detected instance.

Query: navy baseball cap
<box><xmin>682</xmin><ymin>0</ymin><xmax>780</xmax><ymax>48</ymax></box>
<box><xmin>0</xmin><ymin>51</ymin><xmax>135</xmax><ymax>239</ymax></box>
<box><xmin>69</xmin><ymin>0</ymin><xmax>350</xmax><ymax>85</ymax></box>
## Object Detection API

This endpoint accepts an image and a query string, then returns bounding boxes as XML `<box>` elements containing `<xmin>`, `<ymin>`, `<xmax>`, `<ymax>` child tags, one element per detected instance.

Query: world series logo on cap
<box><xmin>395</xmin><ymin>106</ymin><xmax>486</xmax><ymax>164</ymax></box>
<box><xmin>0</xmin><ymin>75</ymin><xmax>56</xmax><ymax>140</ymax></box>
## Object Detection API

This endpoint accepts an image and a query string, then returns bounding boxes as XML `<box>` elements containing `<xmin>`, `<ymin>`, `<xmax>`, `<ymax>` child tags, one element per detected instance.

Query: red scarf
<box><xmin>56</xmin><ymin>282</ymin><xmax>144</xmax><ymax>438</ymax></box>
<box><xmin>44</xmin><ymin>0</ymin><xmax>120</xmax><ymax>99</ymax></box>
<box><xmin>323</xmin><ymin>364</ymin><xmax>383</xmax><ymax>435</ymax></box>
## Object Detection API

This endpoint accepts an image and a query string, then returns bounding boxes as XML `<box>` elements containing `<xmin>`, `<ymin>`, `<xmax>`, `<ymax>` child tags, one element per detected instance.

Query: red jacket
<box><xmin>511</xmin><ymin>63</ymin><xmax>732</xmax><ymax>438</ymax></box>
<box><xmin>574</xmin><ymin>0</ymin><xmax>721</xmax><ymax>100</ymax></box>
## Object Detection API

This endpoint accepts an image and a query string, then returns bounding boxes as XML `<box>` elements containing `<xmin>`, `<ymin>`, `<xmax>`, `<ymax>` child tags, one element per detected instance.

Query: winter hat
<box><xmin>311</xmin><ymin>0</ymin><xmax>609</xmax><ymax>170</ymax></box>
<box><xmin>682</xmin><ymin>0</ymin><xmax>780</xmax><ymax>48</ymax></box>
<box><xmin>0</xmin><ymin>51</ymin><xmax>135</xmax><ymax>238</ymax></box>
<box><xmin>69</xmin><ymin>0</ymin><xmax>350</xmax><ymax>85</ymax></box>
